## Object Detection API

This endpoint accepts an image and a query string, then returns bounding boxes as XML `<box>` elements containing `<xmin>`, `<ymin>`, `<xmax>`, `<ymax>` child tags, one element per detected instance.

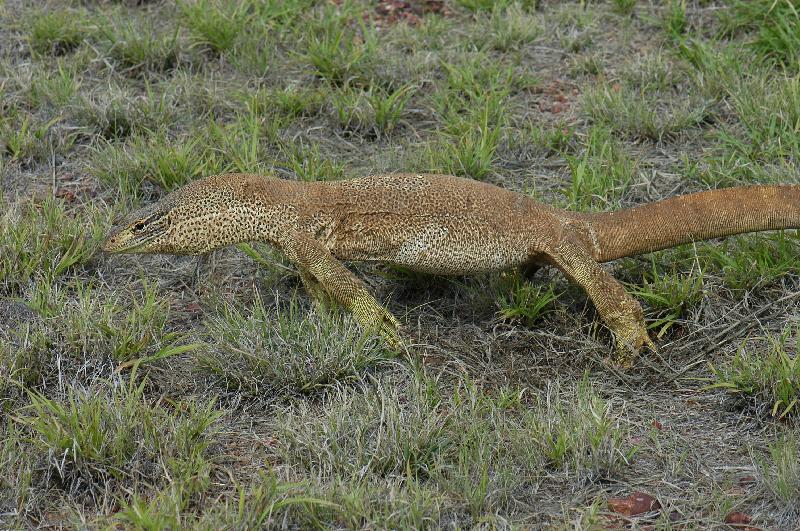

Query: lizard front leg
<box><xmin>286</xmin><ymin>233</ymin><xmax>402</xmax><ymax>347</ymax></box>
<box><xmin>297</xmin><ymin>268</ymin><xmax>335</xmax><ymax>310</ymax></box>
<box><xmin>545</xmin><ymin>236</ymin><xmax>655</xmax><ymax>367</ymax></box>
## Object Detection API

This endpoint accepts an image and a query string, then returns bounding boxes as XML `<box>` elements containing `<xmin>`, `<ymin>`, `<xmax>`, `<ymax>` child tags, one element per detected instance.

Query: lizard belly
<box><xmin>388</xmin><ymin>224</ymin><xmax>528</xmax><ymax>274</ymax></box>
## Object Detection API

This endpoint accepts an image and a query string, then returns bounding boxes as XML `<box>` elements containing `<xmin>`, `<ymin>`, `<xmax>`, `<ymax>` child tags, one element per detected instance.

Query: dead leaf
<box><xmin>55</xmin><ymin>189</ymin><xmax>76</xmax><ymax>202</ymax></box>
<box><xmin>184</xmin><ymin>302</ymin><xmax>203</xmax><ymax>314</ymax></box>
<box><xmin>373</xmin><ymin>0</ymin><xmax>447</xmax><ymax>26</ymax></box>
<box><xmin>608</xmin><ymin>492</ymin><xmax>661</xmax><ymax>516</ymax></box>
<box><xmin>724</xmin><ymin>511</ymin><xmax>751</xmax><ymax>526</ymax></box>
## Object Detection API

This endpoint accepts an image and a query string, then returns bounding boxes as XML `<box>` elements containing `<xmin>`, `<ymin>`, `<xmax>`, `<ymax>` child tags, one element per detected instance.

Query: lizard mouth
<box><xmin>102</xmin><ymin>230</ymin><xmax>149</xmax><ymax>254</ymax></box>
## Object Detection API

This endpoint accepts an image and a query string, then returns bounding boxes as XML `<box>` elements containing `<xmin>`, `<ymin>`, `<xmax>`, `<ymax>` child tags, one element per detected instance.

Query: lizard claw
<box><xmin>611</xmin><ymin>323</ymin><xmax>656</xmax><ymax>368</ymax></box>
<box><xmin>376</xmin><ymin>310</ymin><xmax>403</xmax><ymax>349</ymax></box>
<box><xmin>353</xmin><ymin>301</ymin><xmax>404</xmax><ymax>349</ymax></box>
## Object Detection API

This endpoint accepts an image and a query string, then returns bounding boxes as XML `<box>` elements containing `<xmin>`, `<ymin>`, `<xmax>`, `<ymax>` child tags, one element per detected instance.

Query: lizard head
<box><xmin>103</xmin><ymin>174</ymin><xmax>267</xmax><ymax>255</ymax></box>
<box><xmin>103</xmin><ymin>197</ymin><xmax>180</xmax><ymax>255</ymax></box>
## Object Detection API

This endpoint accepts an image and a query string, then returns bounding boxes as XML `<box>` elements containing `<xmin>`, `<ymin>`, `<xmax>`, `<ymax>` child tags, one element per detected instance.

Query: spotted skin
<box><xmin>104</xmin><ymin>173</ymin><xmax>800</xmax><ymax>366</ymax></box>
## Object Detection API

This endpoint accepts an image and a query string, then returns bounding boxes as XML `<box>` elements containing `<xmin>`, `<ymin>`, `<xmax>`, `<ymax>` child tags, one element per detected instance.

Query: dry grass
<box><xmin>1</xmin><ymin>0</ymin><xmax>799</xmax><ymax>528</ymax></box>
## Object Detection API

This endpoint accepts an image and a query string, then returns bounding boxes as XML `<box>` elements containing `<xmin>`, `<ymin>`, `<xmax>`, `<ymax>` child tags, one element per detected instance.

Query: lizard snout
<box><xmin>102</xmin><ymin>231</ymin><xmax>123</xmax><ymax>253</ymax></box>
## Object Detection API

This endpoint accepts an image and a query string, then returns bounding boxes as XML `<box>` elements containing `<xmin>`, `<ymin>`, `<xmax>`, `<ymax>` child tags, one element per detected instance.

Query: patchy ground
<box><xmin>1</xmin><ymin>0</ymin><xmax>799</xmax><ymax>528</ymax></box>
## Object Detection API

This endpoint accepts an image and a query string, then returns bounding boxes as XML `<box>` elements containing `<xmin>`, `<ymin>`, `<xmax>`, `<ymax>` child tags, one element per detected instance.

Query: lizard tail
<box><xmin>572</xmin><ymin>185</ymin><xmax>800</xmax><ymax>263</ymax></box>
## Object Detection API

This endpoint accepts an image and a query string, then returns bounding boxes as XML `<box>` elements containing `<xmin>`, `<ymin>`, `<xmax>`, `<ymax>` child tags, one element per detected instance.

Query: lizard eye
<box><xmin>132</xmin><ymin>221</ymin><xmax>146</xmax><ymax>233</ymax></box>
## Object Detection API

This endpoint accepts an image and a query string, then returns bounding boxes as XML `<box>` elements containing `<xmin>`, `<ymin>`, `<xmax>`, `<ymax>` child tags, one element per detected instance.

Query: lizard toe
<box><xmin>611</xmin><ymin>324</ymin><xmax>653</xmax><ymax>368</ymax></box>
<box><xmin>380</xmin><ymin>314</ymin><xmax>403</xmax><ymax>349</ymax></box>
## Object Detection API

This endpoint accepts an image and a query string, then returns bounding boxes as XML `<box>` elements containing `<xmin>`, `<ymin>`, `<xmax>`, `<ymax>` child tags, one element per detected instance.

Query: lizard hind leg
<box><xmin>544</xmin><ymin>236</ymin><xmax>655</xmax><ymax>367</ymax></box>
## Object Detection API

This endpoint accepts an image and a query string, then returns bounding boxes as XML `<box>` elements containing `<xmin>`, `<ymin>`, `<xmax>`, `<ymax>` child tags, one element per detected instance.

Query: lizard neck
<box><xmin>225</xmin><ymin>175</ymin><xmax>317</xmax><ymax>248</ymax></box>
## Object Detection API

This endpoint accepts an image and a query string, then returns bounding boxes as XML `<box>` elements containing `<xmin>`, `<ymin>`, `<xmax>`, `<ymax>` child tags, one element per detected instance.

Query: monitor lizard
<box><xmin>103</xmin><ymin>173</ymin><xmax>800</xmax><ymax>366</ymax></box>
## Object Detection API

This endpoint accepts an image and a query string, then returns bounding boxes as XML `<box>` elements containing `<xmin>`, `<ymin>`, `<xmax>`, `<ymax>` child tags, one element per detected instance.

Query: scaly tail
<box><xmin>571</xmin><ymin>185</ymin><xmax>800</xmax><ymax>263</ymax></box>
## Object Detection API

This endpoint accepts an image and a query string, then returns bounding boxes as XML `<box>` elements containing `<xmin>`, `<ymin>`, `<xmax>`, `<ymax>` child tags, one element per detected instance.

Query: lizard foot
<box><xmin>352</xmin><ymin>298</ymin><xmax>403</xmax><ymax>349</ymax></box>
<box><xmin>376</xmin><ymin>310</ymin><xmax>403</xmax><ymax>349</ymax></box>
<box><xmin>609</xmin><ymin>320</ymin><xmax>657</xmax><ymax>368</ymax></box>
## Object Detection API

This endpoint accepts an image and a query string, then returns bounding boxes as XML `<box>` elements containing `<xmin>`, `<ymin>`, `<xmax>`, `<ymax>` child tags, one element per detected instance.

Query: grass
<box><xmin>28</xmin><ymin>62</ymin><xmax>80</xmax><ymax>108</ymax></box>
<box><xmin>169</xmin><ymin>472</ymin><xmax>338</xmax><ymax>529</ymax></box>
<box><xmin>1</xmin><ymin>113</ymin><xmax>65</xmax><ymax>163</ymax></box>
<box><xmin>759</xmin><ymin>435</ymin><xmax>800</xmax><ymax>505</ymax></box>
<box><xmin>0</xmin><ymin>198</ymin><xmax>107</xmax><ymax>294</ymax></box>
<box><xmin>1</xmin><ymin>0</ymin><xmax>799</xmax><ymax>527</ymax></box>
<box><xmin>524</xmin><ymin>121</ymin><xmax>575</xmax><ymax>155</ymax></box>
<box><xmin>301</xmin><ymin>7</ymin><xmax>376</xmax><ymax>86</ymax></box>
<box><xmin>564</xmin><ymin>126</ymin><xmax>637</xmax><ymax>209</ymax></box>
<box><xmin>278</xmin><ymin>376</ymin><xmax>624</xmax><ymax>479</ymax></box>
<box><xmin>457</xmin><ymin>0</ymin><xmax>538</xmax><ymax>13</ymax></box>
<box><xmin>99</xmin><ymin>18</ymin><xmax>181</xmax><ymax>74</ymax></box>
<box><xmin>677</xmin><ymin>37</ymin><xmax>745</xmax><ymax>101</ymax></box>
<box><xmin>497</xmin><ymin>273</ymin><xmax>561</xmax><ymax>326</ymax></box>
<box><xmin>698</xmin><ymin>231</ymin><xmax>800</xmax><ymax>291</ymax></box>
<box><xmin>279</xmin><ymin>142</ymin><xmax>345</xmax><ymax>181</ymax></box>
<box><xmin>329</xmin><ymin>85</ymin><xmax>367</xmax><ymax>131</ymax></box>
<box><xmin>0</xmin><ymin>319</ymin><xmax>51</xmax><ymax>406</ymax></box>
<box><xmin>622</xmin><ymin>51</ymin><xmax>686</xmax><ymax>94</ymax></box>
<box><xmin>709</xmin><ymin>327</ymin><xmax>800</xmax><ymax>418</ymax></box>
<box><xmin>206</xmin><ymin>111</ymin><xmax>274</xmax><ymax>174</ymax></box>
<box><xmin>622</xmin><ymin>256</ymin><xmax>705</xmax><ymax>338</ymax></box>
<box><xmin>721</xmin><ymin>0</ymin><xmax>800</xmax><ymax>70</ymax></box>
<box><xmin>21</xmin><ymin>378</ymin><xmax>219</xmax><ymax>498</ymax></box>
<box><xmin>198</xmin><ymin>295</ymin><xmax>393</xmax><ymax>396</ymax></box>
<box><xmin>51</xmin><ymin>281</ymin><xmax>199</xmax><ymax>365</ymax></box>
<box><xmin>429</xmin><ymin>101</ymin><xmax>503</xmax><ymax>180</ymax></box>
<box><xmin>90</xmin><ymin>131</ymin><xmax>222</xmax><ymax>195</ymax></box>
<box><xmin>621</xmin><ymin>231</ymin><xmax>799</xmax><ymax>301</ymax></box>
<box><xmin>440</xmin><ymin>54</ymin><xmax>513</xmax><ymax>109</ymax></box>
<box><xmin>611</xmin><ymin>0</ymin><xmax>636</xmax><ymax>16</ymax></box>
<box><xmin>28</xmin><ymin>9</ymin><xmax>86</xmax><ymax>56</ymax></box>
<box><xmin>663</xmin><ymin>0</ymin><xmax>688</xmax><ymax>39</ymax></box>
<box><xmin>368</xmin><ymin>83</ymin><xmax>416</xmax><ymax>136</ymax></box>
<box><xmin>79</xmin><ymin>87</ymin><xmax>145</xmax><ymax>141</ymax></box>
<box><xmin>245</xmin><ymin>86</ymin><xmax>325</xmax><ymax>120</ymax></box>
<box><xmin>722</xmin><ymin>75</ymin><xmax>800</xmax><ymax>164</ymax></box>
<box><xmin>275</xmin><ymin>375</ymin><xmax>633</xmax><ymax>520</ymax></box>
<box><xmin>482</xmin><ymin>4</ymin><xmax>542</xmax><ymax>52</ymax></box>
<box><xmin>583</xmin><ymin>82</ymin><xmax>710</xmax><ymax>141</ymax></box>
<box><xmin>179</xmin><ymin>0</ymin><xmax>250</xmax><ymax>54</ymax></box>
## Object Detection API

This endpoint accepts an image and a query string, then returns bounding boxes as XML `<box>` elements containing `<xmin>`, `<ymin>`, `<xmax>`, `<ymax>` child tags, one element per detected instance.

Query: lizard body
<box><xmin>103</xmin><ymin>173</ymin><xmax>800</xmax><ymax>365</ymax></box>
